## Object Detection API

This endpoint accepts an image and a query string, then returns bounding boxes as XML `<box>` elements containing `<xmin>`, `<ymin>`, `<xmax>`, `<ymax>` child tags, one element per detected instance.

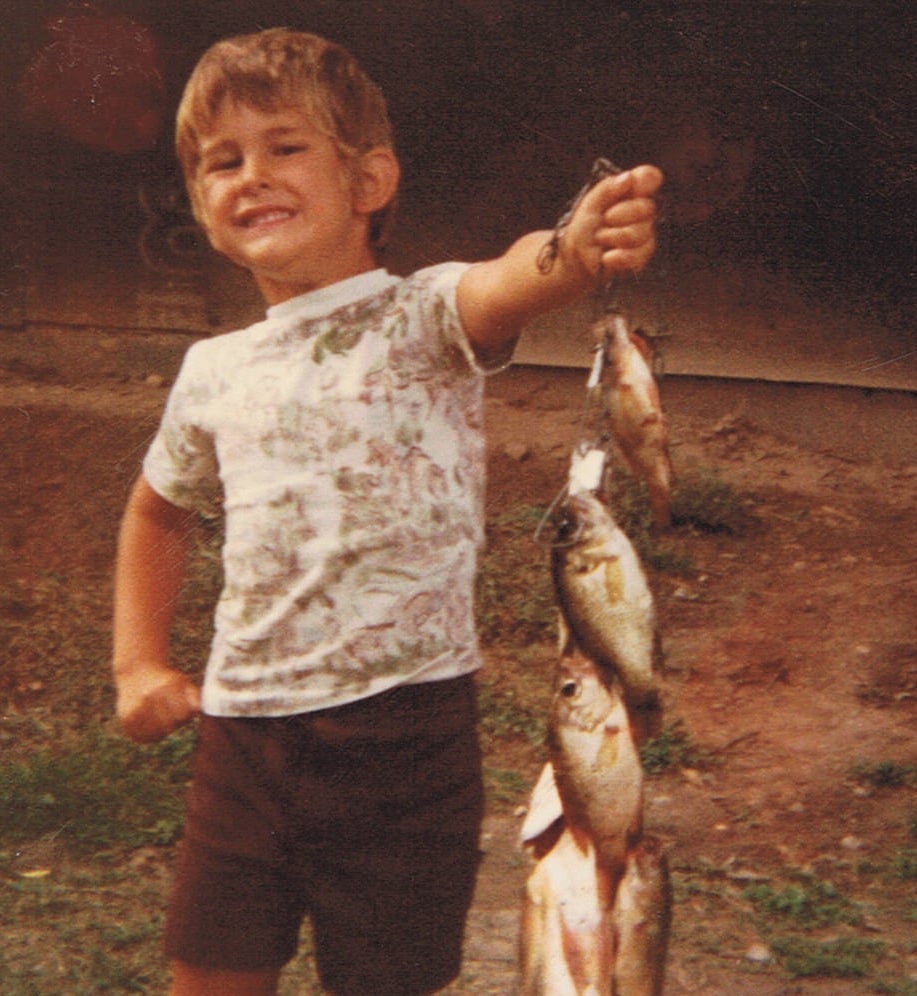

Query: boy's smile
<box><xmin>193</xmin><ymin>103</ymin><xmax>381</xmax><ymax>303</ymax></box>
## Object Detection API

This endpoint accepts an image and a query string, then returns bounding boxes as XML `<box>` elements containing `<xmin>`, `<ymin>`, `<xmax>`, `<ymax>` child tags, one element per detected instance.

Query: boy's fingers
<box><xmin>602</xmin><ymin>220</ymin><xmax>655</xmax><ymax>250</ymax></box>
<box><xmin>602</xmin><ymin>197</ymin><xmax>657</xmax><ymax>228</ymax></box>
<box><xmin>184</xmin><ymin>682</ymin><xmax>203</xmax><ymax>712</ymax></box>
<box><xmin>630</xmin><ymin>164</ymin><xmax>664</xmax><ymax>198</ymax></box>
<box><xmin>585</xmin><ymin>171</ymin><xmax>633</xmax><ymax>213</ymax></box>
<box><xmin>601</xmin><ymin>230</ymin><xmax>658</xmax><ymax>275</ymax></box>
<box><xmin>119</xmin><ymin>676</ymin><xmax>201</xmax><ymax>743</ymax></box>
<box><xmin>581</xmin><ymin>165</ymin><xmax>663</xmax><ymax>225</ymax></box>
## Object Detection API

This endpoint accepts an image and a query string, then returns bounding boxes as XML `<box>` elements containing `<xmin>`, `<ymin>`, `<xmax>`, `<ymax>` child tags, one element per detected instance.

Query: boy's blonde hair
<box><xmin>176</xmin><ymin>28</ymin><xmax>397</xmax><ymax>246</ymax></box>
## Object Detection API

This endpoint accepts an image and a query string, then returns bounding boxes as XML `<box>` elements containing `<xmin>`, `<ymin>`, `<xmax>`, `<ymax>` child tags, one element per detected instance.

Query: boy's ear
<box><xmin>352</xmin><ymin>147</ymin><xmax>400</xmax><ymax>215</ymax></box>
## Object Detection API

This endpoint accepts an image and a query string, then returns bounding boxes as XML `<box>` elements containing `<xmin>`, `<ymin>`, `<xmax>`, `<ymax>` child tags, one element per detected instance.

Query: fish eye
<box><xmin>556</xmin><ymin>510</ymin><xmax>573</xmax><ymax>533</ymax></box>
<box><xmin>560</xmin><ymin>679</ymin><xmax>578</xmax><ymax>698</ymax></box>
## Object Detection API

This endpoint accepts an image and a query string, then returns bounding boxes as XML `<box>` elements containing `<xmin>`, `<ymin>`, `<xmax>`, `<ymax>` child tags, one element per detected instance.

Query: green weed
<box><xmin>475</xmin><ymin>503</ymin><xmax>555</xmax><ymax>646</ymax></box>
<box><xmin>477</xmin><ymin>681</ymin><xmax>546</xmax><ymax>746</ymax></box>
<box><xmin>605</xmin><ymin>466</ymin><xmax>747</xmax><ymax>571</ymax></box>
<box><xmin>769</xmin><ymin>935</ymin><xmax>885</xmax><ymax>978</ymax></box>
<box><xmin>603</xmin><ymin>472</ymin><xmax>655</xmax><ymax>541</ymax></box>
<box><xmin>872</xmin><ymin>976</ymin><xmax>917</xmax><ymax>995</ymax></box>
<box><xmin>640</xmin><ymin>720</ymin><xmax>710</xmax><ymax>774</ymax></box>
<box><xmin>852</xmin><ymin>759</ymin><xmax>917</xmax><ymax>789</ymax></box>
<box><xmin>0</xmin><ymin>726</ymin><xmax>194</xmax><ymax>855</ymax></box>
<box><xmin>743</xmin><ymin>874</ymin><xmax>863</xmax><ymax>929</ymax></box>
<box><xmin>484</xmin><ymin>767</ymin><xmax>530</xmax><ymax>806</ymax></box>
<box><xmin>670</xmin><ymin>468</ymin><xmax>751</xmax><ymax>535</ymax></box>
<box><xmin>645</xmin><ymin>545</ymin><xmax>694</xmax><ymax>574</ymax></box>
<box><xmin>892</xmin><ymin>848</ymin><xmax>917</xmax><ymax>881</ymax></box>
<box><xmin>668</xmin><ymin>859</ymin><xmax>733</xmax><ymax>902</ymax></box>
<box><xmin>0</xmin><ymin>860</ymin><xmax>171</xmax><ymax>994</ymax></box>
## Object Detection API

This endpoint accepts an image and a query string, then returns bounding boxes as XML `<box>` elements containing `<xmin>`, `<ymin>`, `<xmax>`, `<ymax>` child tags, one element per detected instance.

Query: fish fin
<box><xmin>519</xmin><ymin>863</ymin><xmax>549</xmax><ymax>995</ymax></box>
<box><xmin>647</xmin><ymin>451</ymin><xmax>673</xmax><ymax>529</ymax></box>
<box><xmin>521</xmin><ymin>762</ymin><xmax>565</xmax><ymax>846</ymax></box>
<box><xmin>557</xmin><ymin>609</ymin><xmax>575</xmax><ymax>657</ymax></box>
<box><xmin>629</xmin><ymin>328</ymin><xmax>654</xmax><ymax>362</ymax></box>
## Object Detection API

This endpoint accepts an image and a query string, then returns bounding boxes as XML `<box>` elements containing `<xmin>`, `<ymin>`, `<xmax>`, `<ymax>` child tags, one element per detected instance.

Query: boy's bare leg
<box><xmin>170</xmin><ymin>961</ymin><xmax>281</xmax><ymax>995</ymax></box>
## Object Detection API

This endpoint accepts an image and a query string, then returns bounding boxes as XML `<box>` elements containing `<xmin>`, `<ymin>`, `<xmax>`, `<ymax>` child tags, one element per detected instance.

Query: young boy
<box><xmin>112</xmin><ymin>28</ymin><xmax>661</xmax><ymax>996</ymax></box>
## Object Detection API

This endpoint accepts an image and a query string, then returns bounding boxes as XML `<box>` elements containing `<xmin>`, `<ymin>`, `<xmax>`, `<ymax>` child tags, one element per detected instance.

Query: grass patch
<box><xmin>670</xmin><ymin>468</ymin><xmax>751</xmax><ymax>535</ymax></box>
<box><xmin>605</xmin><ymin>466</ymin><xmax>747</xmax><ymax>573</ymax></box>
<box><xmin>743</xmin><ymin>874</ymin><xmax>863</xmax><ymax>930</ymax></box>
<box><xmin>892</xmin><ymin>848</ymin><xmax>917</xmax><ymax>881</ymax></box>
<box><xmin>0</xmin><ymin>862</ymin><xmax>170</xmax><ymax>994</ymax></box>
<box><xmin>871</xmin><ymin>978</ymin><xmax>917</xmax><ymax>995</ymax></box>
<box><xmin>0</xmin><ymin>726</ymin><xmax>194</xmax><ymax>856</ymax></box>
<box><xmin>604</xmin><ymin>465</ymin><xmax>751</xmax><ymax>544</ymax></box>
<box><xmin>852</xmin><ymin>759</ymin><xmax>917</xmax><ymax>789</ymax></box>
<box><xmin>640</xmin><ymin>720</ymin><xmax>710</xmax><ymax>774</ymax></box>
<box><xmin>739</xmin><ymin>872</ymin><xmax>895</xmax><ymax>983</ymax></box>
<box><xmin>484</xmin><ymin>767</ymin><xmax>530</xmax><ymax>807</ymax></box>
<box><xmin>476</xmin><ymin>503</ymin><xmax>556</xmax><ymax>647</ymax></box>
<box><xmin>477</xmin><ymin>680</ymin><xmax>547</xmax><ymax>747</ymax></box>
<box><xmin>769</xmin><ymin>935</ymin><xmax>885</xmax><ymax>978</ymax></box>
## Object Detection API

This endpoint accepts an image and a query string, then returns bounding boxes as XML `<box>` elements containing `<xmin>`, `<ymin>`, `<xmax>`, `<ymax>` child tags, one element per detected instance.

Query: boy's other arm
<box><xmin>457</xmin><ymin>165</ymin><xmax>662</xmax><ymax>361</ymax></box>
<box><xmin>113</xmin><ymin>474</ymin><xmax>201</xmax><ymax>743</ymax></box>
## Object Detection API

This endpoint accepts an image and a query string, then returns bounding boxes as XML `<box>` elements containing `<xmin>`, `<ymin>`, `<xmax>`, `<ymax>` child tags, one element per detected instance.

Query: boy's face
<box><xmin>192</xmin><ymin>101</ymin><xmax>379</xmax><ymax>304</ymax></box>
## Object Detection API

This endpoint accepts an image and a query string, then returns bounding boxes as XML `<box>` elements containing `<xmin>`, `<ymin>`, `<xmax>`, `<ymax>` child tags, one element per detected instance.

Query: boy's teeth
<box><xmin>247</xmin><ymin>210</ymin><xmax>291</xmax><ymax>226</ymax></box>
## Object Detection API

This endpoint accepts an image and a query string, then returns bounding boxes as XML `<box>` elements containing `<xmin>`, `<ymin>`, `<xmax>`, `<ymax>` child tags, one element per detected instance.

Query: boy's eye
<box><xmin>275</xmin><ymin>144</ymin><xmax>306</xmax><ymax>157</ymax></box>
<box><xmin>205</xmin><ymin>157</ymin><xmax>241</xmax><ymax>174</ymax></box>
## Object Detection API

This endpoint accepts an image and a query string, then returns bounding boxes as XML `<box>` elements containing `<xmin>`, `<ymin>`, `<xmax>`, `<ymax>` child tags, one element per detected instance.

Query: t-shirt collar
<box><xmin>265</xmin><ymin>269</ymin><xmax>399</xmax><ymax>324</ymax></box>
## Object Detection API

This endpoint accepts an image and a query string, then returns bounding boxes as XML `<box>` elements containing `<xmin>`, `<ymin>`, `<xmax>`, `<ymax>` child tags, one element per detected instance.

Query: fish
<box><xmin>612</xmin><ymin>837</ymin><xmax>673</xmax><ymax>996</ymax></box>
<box><xmin>547</xmin><ymin>651</ymin><xmax>644</xmax><ymax>877</ymax></box>
<box><xmin>596</xmin><ymin>314</ymin><xmax>672</xmax><ymax>529</ymax></box>
<box><xmin>552</xmin><ymin>491</ymin><xmax>661</xmax><ymax>718</ymax></box>
<box><xmin>519</xmin><ymin>826</ymin><xmax>616</xmax><ymax>995</ymax></box>
<box><xmin>519</xmin><ymin>653</ymin><xmax>648</xmax><ymax>992</ymax></box>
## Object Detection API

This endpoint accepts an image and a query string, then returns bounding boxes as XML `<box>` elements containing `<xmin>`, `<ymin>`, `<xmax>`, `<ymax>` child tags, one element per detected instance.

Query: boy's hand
<box><xmin>565</xmin><ymin>164</ymin><xmax>663</xmax><ymax>281</ymax></box>
<box><xmin>115</xmin><ymin>665</ymin><xmax>201</xmax><ymax>743</ymax></box>
<box><xmin>456</xmin><ymin>163</ymin><xmax>663</xmax><ymax>360</ymax></box>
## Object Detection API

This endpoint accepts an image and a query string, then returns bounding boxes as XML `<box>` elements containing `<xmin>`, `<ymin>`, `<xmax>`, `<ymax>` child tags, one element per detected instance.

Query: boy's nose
<box><xmin>238</xmin><ymin>155</ymin><xmax>272</xmax><ymax>191</ymax></box>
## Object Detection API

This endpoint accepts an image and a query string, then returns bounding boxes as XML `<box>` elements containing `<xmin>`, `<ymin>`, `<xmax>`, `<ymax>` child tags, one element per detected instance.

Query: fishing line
<box><xmin>532</xmin><ymin>482</ymin><xmax>574</xmax><ymax>548</ymax></box>
<box><xmin>532</xmin><ymin>158</ymin><xmax>619</xmax><ymax>546</ymax></box>
<box><xmin>530</xmin><ymin>155</ymin><xmax>671</xmax><ymax>545</ymax></box>
<box><xmin>536</xmin><ymin>157</ymin><xmax>622</xmax><ymax>275</ymax></box>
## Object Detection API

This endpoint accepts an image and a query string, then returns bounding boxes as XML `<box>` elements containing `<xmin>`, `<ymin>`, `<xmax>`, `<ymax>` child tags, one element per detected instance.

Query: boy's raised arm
<box><xmin>457</xmin><ymin>165</ymin><xmax>663</xmax><ymax>361</ymax></box>
<box><xmin>112</xmin><ymin>474</ymin><xmax>201</xmax><ymax>743</ymax></box>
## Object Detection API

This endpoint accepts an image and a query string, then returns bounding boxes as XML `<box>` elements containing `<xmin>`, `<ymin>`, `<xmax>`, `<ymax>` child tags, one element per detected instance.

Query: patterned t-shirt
<box><xmin>144</xmin><ymin>263</ymin><xmax>500</xmax><ymax>717</ymax></box>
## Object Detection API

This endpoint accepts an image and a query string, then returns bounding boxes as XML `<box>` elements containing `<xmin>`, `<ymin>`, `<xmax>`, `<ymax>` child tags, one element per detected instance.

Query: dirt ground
<box><xmin>1</xmin><ymin>352</ymin><xmax>915</xmax><ymax>993</ymax></box>
<box><xmin>474</xmin><ymin>368</ymin><xmax>916</xmax><ymax>994</ymax></box>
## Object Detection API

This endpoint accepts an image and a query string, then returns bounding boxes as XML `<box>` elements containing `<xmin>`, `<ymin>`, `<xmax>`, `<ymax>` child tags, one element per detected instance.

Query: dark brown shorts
<box><xmin>163</xmin><ymin>675</ymin><xmax>484</xmax><ymax>995</ymax></box>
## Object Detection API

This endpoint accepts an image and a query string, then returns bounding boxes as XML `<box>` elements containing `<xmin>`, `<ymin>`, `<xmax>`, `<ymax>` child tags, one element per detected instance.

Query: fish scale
<box><xmin>594</xmin><ymin>312</ymin><xmax>673</xmax><ymax>529</ymax></box>
<box><xmin>552</xmin><ymin>492</ymin><xmax>660</xmax><ymax>712</ymax></box>
<box><xmin>548</xmin><ymin>653</ymin><xmax>644</xmax><ymax>877</ymax></box>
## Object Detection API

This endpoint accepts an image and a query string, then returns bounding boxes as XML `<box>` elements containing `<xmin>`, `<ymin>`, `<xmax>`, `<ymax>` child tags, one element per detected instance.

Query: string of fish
<box><xmin>534</xmin><ymin>157</ymin><xmax>660</xmax><ymax>546</ymax></box>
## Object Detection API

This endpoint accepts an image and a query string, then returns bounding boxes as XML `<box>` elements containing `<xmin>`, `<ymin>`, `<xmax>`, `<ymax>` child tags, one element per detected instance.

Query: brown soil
<box><xmin>475</xmin><ymin>369</ymin><xmax>916</xmax><ymax>994</ymax></box>
<box><xmin>1</xmin><ymin>358</ymin><xmax>914</xmax><ymax>994</ymax></box>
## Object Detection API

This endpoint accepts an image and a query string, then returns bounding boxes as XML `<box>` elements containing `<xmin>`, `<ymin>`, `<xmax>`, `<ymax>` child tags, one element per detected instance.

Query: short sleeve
<box><xmin>419</xmin><ymin>262</ymin><xmax>515</xmax><ymax>375</ymax></box>
<box><xmin>143</xmin><ymin>342</ymin><xmax>222</xmax><ymax>517</ymax></box>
